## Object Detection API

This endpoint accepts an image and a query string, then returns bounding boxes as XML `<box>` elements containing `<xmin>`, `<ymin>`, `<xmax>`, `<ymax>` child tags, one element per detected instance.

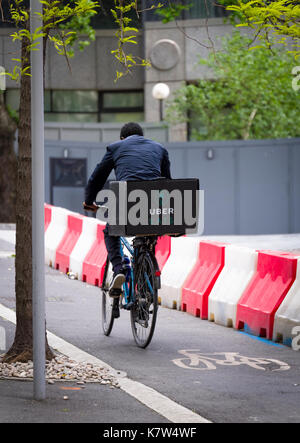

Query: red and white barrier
<box><xmin>273</xmin><ymin>257</ymin><xmax>300</xmax><ymax>346</ymax></box>
<box><xmin>69</xmin><ymin>217</ymin><xmax>105</xmax><ymax>281</ymax></box>
<box><xmin>55</xmin><ymin>214</ymin><xmax>84</xmax><ymax>274</ymax></box>
<box><xmin>236</xmin><ymin>251</ymin><xmax>297</xmax><ymax>339</ymax></box>
<box><xmin>159</xmin><ymin>237</ymin><xmax>199</xmax><ymax>309</ymax></box>
<box><xmin>44</xmin><ymin>203</ymin><xmax>53</xmax><ymax>232</ymax></box>
<box><xmin>156</xmin><ymin>235</ymin><xmax>171</xmax><ymax>271</ymax></box>
<box><xmin>82</xmin><ymin>223</ymin><xmax>107</xmax><ymax>286</ymax></box>
<box><xmin>208</xmin><ymin>245</ymin><xmax>258</xmax><ymax>328</ymax></box>
<box><xmin>45</xmin><ymin>206</ymin><xmax>69</xmax><ymax>267</ymax></box>
<box><xmin>181</xmin><ymin>241</ymin><xmax>225</xmax><ymax>319</ymax></box>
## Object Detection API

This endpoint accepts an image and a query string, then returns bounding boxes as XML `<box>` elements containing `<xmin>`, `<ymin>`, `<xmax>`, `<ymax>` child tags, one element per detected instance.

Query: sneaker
<box><xmin>109</xmin><ymin>271</ymin><xmax>125</xmax><ymax>296</ymax></box>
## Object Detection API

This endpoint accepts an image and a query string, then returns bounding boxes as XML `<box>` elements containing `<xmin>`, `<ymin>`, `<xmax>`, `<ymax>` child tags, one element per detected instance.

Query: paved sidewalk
<box><xmin>0</xmin><ymin>316</ymin><xmax>169</xmax><ymax>423</ymax></box>
<box><xmin>0</xmin><ymin>378</ymin><xmax>169</xmax><ymax>423</ymax></box>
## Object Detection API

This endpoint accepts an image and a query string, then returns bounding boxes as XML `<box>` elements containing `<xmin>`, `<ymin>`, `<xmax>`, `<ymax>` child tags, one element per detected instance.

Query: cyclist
<box><xmin>83</xmin><ymin>122</ymin><xmax>171</xmax><ymax>294</ymax></box>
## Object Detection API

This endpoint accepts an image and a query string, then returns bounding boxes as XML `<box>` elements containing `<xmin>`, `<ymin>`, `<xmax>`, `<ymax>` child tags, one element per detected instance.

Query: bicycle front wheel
<box><xmin>130</xmin><ymin>252</ymin><xmax>158</xmax><ymax>348</ymax></box>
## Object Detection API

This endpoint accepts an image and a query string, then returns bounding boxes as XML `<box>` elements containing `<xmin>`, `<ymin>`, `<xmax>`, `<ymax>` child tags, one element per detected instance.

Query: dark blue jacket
<box><xmin>85</xmin><ymin>135</ymin><xmax>171</xmax><ymax>205</ymax></box>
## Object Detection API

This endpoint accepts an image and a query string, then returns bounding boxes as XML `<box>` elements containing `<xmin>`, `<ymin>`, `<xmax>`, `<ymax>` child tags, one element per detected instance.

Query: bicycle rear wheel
<box><xmin>101</xmin><ymin>257</ymin><xmax>115</xmax><ymax>336</ymax></box>
<box><xmin>130</xmin><ymin>252</ymin><xmax>158</xmax><ymax>348</ymax></box>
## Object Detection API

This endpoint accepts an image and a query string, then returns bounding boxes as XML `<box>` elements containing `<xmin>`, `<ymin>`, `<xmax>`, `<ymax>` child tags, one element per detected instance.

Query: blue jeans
<box><xmin>103</xmin><ymin>224</ymin><xmax>122</xmax><ymax>274</ymax></box>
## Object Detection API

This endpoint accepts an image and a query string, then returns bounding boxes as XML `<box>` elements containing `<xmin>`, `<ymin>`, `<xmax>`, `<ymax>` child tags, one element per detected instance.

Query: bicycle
<box><xmin>101</xmin><ymin>232</ymin><xmax>161</xmax><ymax>349</ymax></box>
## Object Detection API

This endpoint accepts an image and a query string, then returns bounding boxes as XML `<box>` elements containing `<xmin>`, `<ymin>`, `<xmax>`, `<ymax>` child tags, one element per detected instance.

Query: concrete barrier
<box><xmin>160</xmin><ymin>237</ymin><xmax>199</xmax><ymax>310</ymax></box>
<box><xmin>44</xmin><ymin>204</ymin><xmax>53</xmax><ymax>231</ymax></box>
<box><xmin>45</xmin><ymin>206</ymin><xmax>69</xmax><ymax>267</ymax></box>
<box><xmin>55</xmin><ymin>214</ymin><xmax>84</xmax><ymax>274</ymax></box>
<box><xmin>69</xmin><ymin>217</ymin><xmax>104</xmax><ymax>281</ymax></box>
<box><xmin>236</xmin><ymin>251</ymin><xmax>297</xmax><ymax>339</ymax></box>
<box><xmin>182</xmin><ymin>241</ymin><xmax>225</xmax><ymax>319</ymax></box>
<box><xmin>273</xmin><ymin>257</ymin><xmax>300</xmax><ymax>346</ymax></box>
<box><xmin>208</xmin><ymin>245</ymin><xmax>258</xmax><ymax>328</ymax></box>
<box><xmin>156</xmin><ymin>235</ymin><xmax>171</xmax><ymax>271</ymax></box>
<box><xmin>82</xmin><ymin>223</ymin><xmax>107</xmax><ymax>286</ymax></box>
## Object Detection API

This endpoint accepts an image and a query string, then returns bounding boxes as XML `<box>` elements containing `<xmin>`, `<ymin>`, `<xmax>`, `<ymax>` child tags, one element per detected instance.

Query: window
<box><xmin>51</xmin><ymin>158</ymin><xmax>87</xmax><ymax>188</ymax></box>
<box><xmin>52</xmin><ymin>90</ymin><xmax>98</xmax><ymax>113</ymax></box>
<box><xmin>44</xmin><ymin>90</ymin><xmax>52</xmax><ymax>113</ymax></box>
<box><xmin>45</xmin><ymin>113</ymin><xmax>99</xmax><ymax>123</ymax></box>
<box><xmin>144</xmin><ymin>0</ymin><xmax>228</xmax><ymax>22</ymax></box>
<box><xmin>0</xmin><ymin>0</ymin><xmax>141</xmax><ymax>29</ymax></box>
<box><xmin>5</xmin><ymin>89</ymin><xmax>51</xmax><ymax>115</ymax></box>
<box><xmin>4</xmin><ymin>89</ymin><xmax>144</xmax><ymax>123</ymax></box>
<box><xmin>46</xmin><ymin>90</ymin><xmax>99</xmax><ymax>122</ymax></box>
<box><xmin>102</xmin><ymin>91</ymin><xmax>143</xmax><ymax>109</ymax></box>
<box><xmin>184</xmin><ymin>1</ymin><xmax>229</xmax><ymax>20</ymax></box>
<box><xmin>90</xmin><ymin>0</ymin><xmax>142</xmax><ymax>29</ymax></box>
<box><xmin>100</xmin><ymin>91</ymin><xmax>144</xmax><ymax>123</ymax></box>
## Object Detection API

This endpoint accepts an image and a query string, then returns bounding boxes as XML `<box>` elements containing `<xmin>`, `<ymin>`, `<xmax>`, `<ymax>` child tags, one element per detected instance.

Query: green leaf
<box><xmin>166</xmin><ymin>30</ymin><xmax>300</xmax><ymax>141</ymax></box>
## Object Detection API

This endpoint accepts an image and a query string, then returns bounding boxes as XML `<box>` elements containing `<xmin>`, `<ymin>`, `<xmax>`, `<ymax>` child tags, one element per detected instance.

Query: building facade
<box><xmin>1</xmin><ymin>3</ymin><xmax>299</xmax><ymax>236</ymax></box>
<box><xmin>0</xmin><ymin>1</ymin><xmax>233</xmax><ymax>142</ymax></box>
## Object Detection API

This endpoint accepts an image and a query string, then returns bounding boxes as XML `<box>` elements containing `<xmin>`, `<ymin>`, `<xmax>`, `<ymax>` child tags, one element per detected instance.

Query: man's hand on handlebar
<box><xmin>83</xmin><ymin>202</ymin><xmax>98</xmax><ymax>212</ymax></box>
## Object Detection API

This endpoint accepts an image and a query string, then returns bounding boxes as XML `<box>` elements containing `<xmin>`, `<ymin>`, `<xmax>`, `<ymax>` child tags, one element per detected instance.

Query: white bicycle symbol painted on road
<box><xmin>172</xmin><ymin>350</ymin><xmax>290</xmax><ymax>372</ymax></box>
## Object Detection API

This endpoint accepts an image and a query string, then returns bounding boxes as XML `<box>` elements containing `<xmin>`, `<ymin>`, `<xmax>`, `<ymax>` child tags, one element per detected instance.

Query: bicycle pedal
<box><xmin>123</xmin><ymin>301</ymin><xmax>134</xmax><ymax>310</ymax></box>
<box><xmin>112</xmin><ymin>307</ymin><xmax>120</xmax><ymax>319</ymax></box>
<box><xmin>109</xmin><ymin>288</ymin><xmax>122</xmax><ymax>298</ymax></box>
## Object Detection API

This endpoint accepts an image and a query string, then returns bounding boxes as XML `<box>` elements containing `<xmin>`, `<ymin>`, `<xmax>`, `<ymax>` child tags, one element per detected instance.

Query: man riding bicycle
<box><xmin>83</xmin><ymin>122</ymin><xmax>171</xmax><ymax>294</ymax></box>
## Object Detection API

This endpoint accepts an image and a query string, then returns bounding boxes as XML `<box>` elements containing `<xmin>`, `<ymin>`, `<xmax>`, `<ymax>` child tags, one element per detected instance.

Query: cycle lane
<box><xmin>1</xmin><ymin>254</ymin><xmax>300</xmax><ymax>423</ymax></box>
<box><xmin>37</xmin><ymin>266</ymin><xmax>300</xmax><ymax>423</ymax></box>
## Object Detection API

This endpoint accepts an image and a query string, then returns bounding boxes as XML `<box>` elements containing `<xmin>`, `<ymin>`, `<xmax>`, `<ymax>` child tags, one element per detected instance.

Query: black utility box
<box><xmin>106</xmin><ymin>178</ymin><xmax>199</xmax><ymax>237</ymax></box>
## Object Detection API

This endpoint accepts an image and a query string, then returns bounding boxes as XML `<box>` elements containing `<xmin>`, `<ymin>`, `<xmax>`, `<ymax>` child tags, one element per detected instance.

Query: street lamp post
<box><xmin>152</xmin><ymin>83</ymin><xmax>170</xmax><ymax>122</ymax></box>
<box><xmin>31</xmin><ymin>0</ymin><xmax>46</xmax><ymax>401</ymax></box>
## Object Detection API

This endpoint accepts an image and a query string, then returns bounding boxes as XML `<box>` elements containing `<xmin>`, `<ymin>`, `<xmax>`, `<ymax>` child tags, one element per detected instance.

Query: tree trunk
<box><xmin>0</xmin><ymin>95</ymin><xmax>17</xmax><ymax>223</ymax></box>
<box><xmin>2</xmin><ymin>25</ymin><xmax>54</xmax><ymax>364</ymax></box>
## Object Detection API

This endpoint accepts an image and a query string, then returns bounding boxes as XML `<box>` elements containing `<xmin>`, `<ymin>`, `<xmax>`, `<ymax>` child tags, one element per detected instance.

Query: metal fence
<box><xmin>45</xmin><ymin>137</ymin><xmax>300</xmax><ymax>235</ymax></box>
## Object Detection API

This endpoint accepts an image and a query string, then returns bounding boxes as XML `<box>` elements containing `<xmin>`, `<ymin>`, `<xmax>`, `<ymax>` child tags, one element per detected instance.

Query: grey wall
<box><xmin>44</xmin><ymin>122</ymin><xmax>168</xmax><ymax>144</ymax></box>
<box><xmin>45</xmin><ymin>137</ymin><xmax>300</xmax><ymax>235</ymax></box>
<box><xmin>0</xmin><ymin>29</ymin><xmax>144</xmax><ymax>91</ymax></box>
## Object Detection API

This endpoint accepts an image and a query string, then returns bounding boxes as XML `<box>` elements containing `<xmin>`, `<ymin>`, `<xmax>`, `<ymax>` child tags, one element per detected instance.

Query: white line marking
<box><xmin>119</xmin><ymin>377</ymin><xmax>211</xmax><ymax>423</ymax></box>
<box><xmin>0</xmin><ymin>302</ymin><xmax>211</xmax><ymax>423</ymax></box>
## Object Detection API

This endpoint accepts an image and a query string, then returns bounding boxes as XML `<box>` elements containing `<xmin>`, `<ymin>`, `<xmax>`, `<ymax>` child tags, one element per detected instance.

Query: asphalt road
<box><xmin>0</xmin><ymin>235</ymin><xmax>299</xmax><ymax>424</ymax></box>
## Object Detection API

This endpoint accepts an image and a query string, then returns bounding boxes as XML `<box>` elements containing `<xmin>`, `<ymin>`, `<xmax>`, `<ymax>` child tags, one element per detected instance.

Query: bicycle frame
<box><xmin>119</xmin><ymin>236</ymin><xmax>155</xmax><ymax>307</ymax></box>
<box><xmin>120</xmin><ymin>236</ymin><xmax>134</xmax><ymax>306</ymax></box>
